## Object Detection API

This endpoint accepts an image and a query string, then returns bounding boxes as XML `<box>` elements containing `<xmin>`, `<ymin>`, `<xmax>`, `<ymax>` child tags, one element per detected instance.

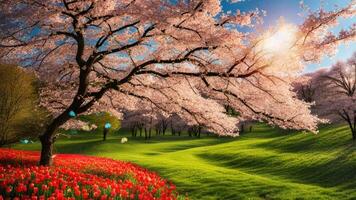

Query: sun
<box><xmin>262</xmin><ymin>24</ymin><xmax>298</xmax><ymax>54</ymax></box>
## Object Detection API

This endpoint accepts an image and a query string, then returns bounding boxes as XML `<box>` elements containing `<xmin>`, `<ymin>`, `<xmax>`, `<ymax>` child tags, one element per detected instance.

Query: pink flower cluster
<box><xmin>0</xmin><ymin>149</ymin><xmax>183</xmax><ymax>200</ymax></box>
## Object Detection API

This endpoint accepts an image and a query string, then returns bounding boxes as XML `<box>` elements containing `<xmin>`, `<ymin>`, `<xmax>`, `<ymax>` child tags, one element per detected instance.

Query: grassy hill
<box><xmin>11</xmin><ymin>124</ymin><xmax>356</xmax><ymax>200</ymax></box>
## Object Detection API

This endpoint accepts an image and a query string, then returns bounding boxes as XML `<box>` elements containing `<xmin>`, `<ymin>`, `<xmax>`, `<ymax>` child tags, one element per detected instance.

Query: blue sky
<box><xmin>221</xmin><ymin>0</ymin><xmax>356</xmax><ymax>73</ymax></box>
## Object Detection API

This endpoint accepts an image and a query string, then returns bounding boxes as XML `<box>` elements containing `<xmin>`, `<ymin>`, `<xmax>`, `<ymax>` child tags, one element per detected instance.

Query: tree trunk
<box><xmin>162</xmin><ymin>123</ymin><xmax>167</xmax><ymax>135</ymax></box>
<box><xmin>39</xmin><ymin>109</ymin><xmax>72</xmax><ymax>166</ymax></box>
<box><xmin>103</xmin><ymin>128</ymin><xmax>108</xmax><ymax>141</ymax></box>
<box><xmin>39</xmin><ymin>131</ymin><xmax>55</xmax><ymax>166</ymax></box>
<box><xmin>156</xmin><ymin>128</ymin><xmax>159</xmax><ymax>135</ymax></box>
<box><xmin>353</xmin><ymin>111</ymin><xmax>356</xmax><ymax>141</ymax></box>
<box><xmin>39</xmin><ymin>135</ymin><xmax>54</xmax><ymax>166</ymax></box>
<box><xmin>341</xmin><ymin>109</ymin><xmax>356</xmax><ymax>142</ymax></box>
<box><xmin>39</xmin><ymin>121</ymin><xmax>61</xmax><ymax>166</ymax></box>
<box><xmin>131</xmin><ymin>127</ymin><xmax>135</xmax><ymax>137</ymax></box>
<box><xmin>172</xmin><ymin>128</ymin><xmax>175</xmax><ymax>136</ymax></box>
<box><xmin>345</xmin><ymin>115</ymin><xmax>356</xmax><ymax>141</ymax></box>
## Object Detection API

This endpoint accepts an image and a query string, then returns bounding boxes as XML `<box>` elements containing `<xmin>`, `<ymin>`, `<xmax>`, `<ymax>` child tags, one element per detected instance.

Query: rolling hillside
<box><xmin>12</xmin><ymin>124</ymin><xmax>356</xmax><ymax>200</ymax></box>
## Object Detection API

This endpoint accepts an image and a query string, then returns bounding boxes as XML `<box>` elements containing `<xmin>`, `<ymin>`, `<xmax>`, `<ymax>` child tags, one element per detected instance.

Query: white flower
<box><xmin>81</xmin><ymin>125</ymin><xmax>91</xmax><ymax>131</ymax></box>
<box><xmin>121</xmin><ymin>137</ymin><xmax>128</xmax><ymax>144</ymax></box>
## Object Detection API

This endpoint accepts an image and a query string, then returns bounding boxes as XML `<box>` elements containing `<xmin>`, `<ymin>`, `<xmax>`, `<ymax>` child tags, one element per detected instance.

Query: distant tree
<box><xmin>322</xmin><ymin>54</ymin><xmax>356</xmax><ymax>140</ymax></box>
<box><xmin>155</xmin><ymin>117</ymin><xmax>169</xmax><ymax>136</ymax></box>
<box><xmin>0</xmin><ymin>64</ymin><xmax>50</xmax><ymax>146</ymax></box>
<box><xmin>187</xmin><ymin>125</ymin><xmax>203</xmax><ymax>137</ymax></box>
<box><xmin>79</xmin><ymin>112</ymin><xmax>120</xmax><ymax>140</ymax></box>
<box><xmin>121</xmin><ymin>110</ymin><xmax>144</xmax><ymax>137</ymax></box>
<box><xmin>169</xmin><ymin>114</ymin><xmax>186</xmax><ymax>136</ymax></box>
<box><xmin>293</xmin><ymin>75</ymin><xmax>318</xmax><ymax>104</ymax></box>
<box><xmin>295</xmin><ymin>53</ymin><xmax>356</xmax><ymax>140</ymax></box>
<box><xmin>121</xmin><ymin>104</ymin><xmax>166</xmax><ymax>140</ymax></box>
<box><xmin>122</xmin><ymin>108</ymin><xmax>188</xmax><ymax>138</ymax></box>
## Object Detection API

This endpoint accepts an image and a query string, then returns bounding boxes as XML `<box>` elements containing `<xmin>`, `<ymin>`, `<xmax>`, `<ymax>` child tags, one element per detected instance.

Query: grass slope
<box><xmin>11</xmin><ymin>124</ymin><xmax>356</xmax><ymax>200</ymax></box>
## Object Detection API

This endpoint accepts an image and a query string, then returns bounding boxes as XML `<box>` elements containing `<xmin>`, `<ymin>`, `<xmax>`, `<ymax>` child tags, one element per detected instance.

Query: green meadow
<box><xmin>12</xmin><ymin>124</ymin><xmax>356</xmax><ymax>200</ymax></box>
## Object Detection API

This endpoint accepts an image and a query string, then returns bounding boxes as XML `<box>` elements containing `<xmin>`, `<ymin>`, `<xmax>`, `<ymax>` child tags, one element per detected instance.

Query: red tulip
<box><xmin>42</xmin><ymin>184</ymin><xmax>48</xmax><ymax>191</ymax></box>
<box><xmin>0</xmin><ymin>148</ymin><xmax>181</xmax><ymax>200</ymax></box>
<box><xmin>6</xmin><ymin>186</ymin><xmax>12</xmax><ymax>193</ymax></box>
<box><xmin>74</xmin><ymin>189</ymin><xmax>80</xmax><ymax>196</ymax></box>
<box><xmin>33</xmin><ymin>187</ymin><xmax>38</xmax><ymax>194</ymax></box>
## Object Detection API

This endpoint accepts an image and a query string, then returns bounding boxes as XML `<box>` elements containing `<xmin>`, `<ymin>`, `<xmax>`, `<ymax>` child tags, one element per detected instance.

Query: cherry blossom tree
<box><xmin>293</xmin><ymin>75</ymin><xmax>317</xmax><ymax>103</ymax></box>
<box><xmin>0</xmin><ymin>0</ymin><xmax>355</xmax><ymax>165</ymax></box>
<box><xmin>121</xmin><ymin>110</ymin><xmax>145</xmax><ymax>137</ymax></box>
<box><xmin>321</xmin><ymin>54</ymin><xmax>355</xmax><ymax>139</ymax></box>
<box><xmin>121</xmin><ymin>102</ymin><xmax>175</xmax><ymax>139</ymax></box>
<box><xmin>168</xmin><ymin>114</ymin><xmax>186</xmax><ymax>136</ymax></box>
<box><xmin>121</xmin><ymin>105</ymin><xmax>161</xmax><ymax>139</ymax></box>
<box><xmin>295</xmin><ymin>53</ymin><xmax>356</xmax><ymax>140</ymax></box>
<box><xmin>155</xmin><ymin>115</ymin><xmax>169</xmax><ymax>136</ymax></box>
<box><xmin>293</xmin><ymin>68</ymin><xmax>328</xmax><ymax>107</ymax></box>
<box><xmin>325</xmin><ymin>57</ymin><xmax>356</xmax><ymax>140</ymax></box>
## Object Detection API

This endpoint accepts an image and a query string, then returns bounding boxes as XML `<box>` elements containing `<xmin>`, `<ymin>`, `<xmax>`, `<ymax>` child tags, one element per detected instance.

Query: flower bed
<box><xmin>0</xmin><ymin>149</ymin><xmax>183</xmax><ymax>200</ymax></box>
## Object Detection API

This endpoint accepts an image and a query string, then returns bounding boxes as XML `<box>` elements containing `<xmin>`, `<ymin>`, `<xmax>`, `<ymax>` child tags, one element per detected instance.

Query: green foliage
<box><xmin>13</xmin><ymin>124</ymin><xmax>356</xmax><ymax>199</ymax></box>
<box><xmin>0</xmin><ymin>64</ymin><xmax>51</xmax><ymax>146</ymax></box>
<box><xmin>224</xmin><ymin>105</ymin><xmax>239</xmax><ymax>117</ymax></box>
<box><xmin>79</xmin><ymin>112</ymin><xmax>120</xmax><ymax>131</ymax></box>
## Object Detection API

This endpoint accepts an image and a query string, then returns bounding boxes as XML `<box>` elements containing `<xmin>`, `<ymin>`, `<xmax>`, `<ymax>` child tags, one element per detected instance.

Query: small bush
<box><xmin>0</xmin><ymin>64</ymin><xmax>50</xmax><ymax>146</ymax></box>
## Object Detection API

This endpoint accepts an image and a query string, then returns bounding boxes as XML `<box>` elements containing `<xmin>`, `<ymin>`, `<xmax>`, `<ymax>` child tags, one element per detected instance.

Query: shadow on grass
<box><xmin>52</xmin><ymin>138</ymin><xmax>128</xmax><ymax>154</ymax></box>
<box><xmin>197</xmin><ymin>125</ymin><xmax>356</xmax><ymax>189</ymax></box>
<box><xmin>253</xmin><ymin>125</ymin><xmax>352</xmax><ymax>153</ymax></box>
<box><xmin>159</xmin><ymin>137</ymin><xmax>235</xmax><ymax>153</ymax></box>
<box><xmin>129</xmin><ymin>161</ymin><xmax>333</xmax><ymax>200</ymax></box>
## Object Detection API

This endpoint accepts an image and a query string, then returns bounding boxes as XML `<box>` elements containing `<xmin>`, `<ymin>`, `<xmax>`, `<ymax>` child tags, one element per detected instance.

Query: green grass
<box><xmin>10</xmin><ymin>124</ymin><xmax>356</xmax><ymax>200</ymax></box>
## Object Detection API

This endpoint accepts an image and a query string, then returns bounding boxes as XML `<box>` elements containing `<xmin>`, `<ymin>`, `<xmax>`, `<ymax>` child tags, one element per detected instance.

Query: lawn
<box><xmin>11</xmin><ymin>124</ymin><xmax>356</xmax><ymax>200</ymax></box>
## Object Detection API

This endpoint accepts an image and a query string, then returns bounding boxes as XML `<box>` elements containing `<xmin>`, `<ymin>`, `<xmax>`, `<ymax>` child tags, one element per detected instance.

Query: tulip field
<box><xmin>0</xmin><ymin>149</ymin><xmax>181</xmax><ymax>200</ymax></box>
